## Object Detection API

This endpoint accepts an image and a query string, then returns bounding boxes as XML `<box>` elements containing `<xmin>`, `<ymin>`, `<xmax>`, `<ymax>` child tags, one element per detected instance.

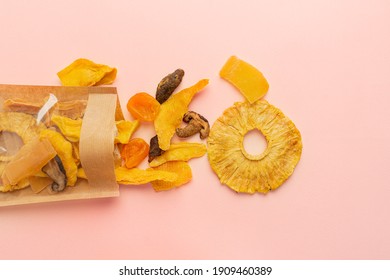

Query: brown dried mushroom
<box><xmin>148</xmin><ymin>135</ymin><xmax>165</xmax><ymax>162</ymax></box>
<box><xmin>176</xmin><ymin>111</ymin><xmax>210</xmax><ymax>139</ymax></box>
<box><xmin>156</xmin><ymin>69</ymin><xmax>185</xmax><ymax>104</ymax></box>
<box><xmin>42</xmin><ymin>155</ymin><xmax>67</xmax><ymax>192</ymax></box>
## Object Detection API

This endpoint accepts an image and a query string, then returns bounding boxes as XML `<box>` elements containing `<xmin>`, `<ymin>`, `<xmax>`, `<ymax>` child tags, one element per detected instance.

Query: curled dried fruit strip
<box><xmin>149</xmin><ymin>142</ymin><xmax>206</xmax><ymax>167</ymax></box>
<box><xmin>154</xmin><ymin>79</ymin><xmax>209</xmax><ymax>150</ymax></box>
<box><xmin>207</xmin><ymin>100</ymin><xmax>302</xmax><ymax>194</ymax></box>
<box><xmin>220</xmin><ymin>56</ymin><xmax>269</xmax><ymax>104</ymax></box>
<box><xmin>57</xmin><ymin>58</ymin><xmax>117</xmax><ymax>86</ymax></box>
<box><xmin>151</xmin><ymin>161</ymin><xmax>192</xmax><ymax>191</ymax></box>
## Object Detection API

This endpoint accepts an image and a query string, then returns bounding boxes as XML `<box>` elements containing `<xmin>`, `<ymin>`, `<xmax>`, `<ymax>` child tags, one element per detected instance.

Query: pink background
<box><xmin>0</xmin><ymin>0</ymin><xmax>389</xmax><ymax>259</ymax></box>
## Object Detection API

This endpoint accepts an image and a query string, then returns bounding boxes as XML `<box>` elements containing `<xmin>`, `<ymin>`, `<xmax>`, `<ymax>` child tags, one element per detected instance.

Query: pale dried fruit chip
<box><xmin>149</xmin><ymin>142</ymin><xmax>206</xmax><ymax>167</ymax></box>
<box><xmin>57</xmin><ymin>58</ymin><xmax>117</xmax><ymax>86</ymax></box>
<box><xmin>0</xmin><ymin>112</ymin><xmax>45</xmax><ymax>161</ymax></box>
<box><xmin>207</xmin><ymin>100</ymin><xmax>302</xmax><ymax>194</ymax></box>
<box><xmin>151</xmin><ymin>161</ymin><xmax>192</xmax><ymax>191</ymax></box>
<box><xmin>154</xmin><ymin>79</ymin><xmax>208</xmax><ymax>150</ymax></box>
<box><xmin>220</xmin><ymin>56</ymin><xmax>269</xmax><ymax>103</ymax></box>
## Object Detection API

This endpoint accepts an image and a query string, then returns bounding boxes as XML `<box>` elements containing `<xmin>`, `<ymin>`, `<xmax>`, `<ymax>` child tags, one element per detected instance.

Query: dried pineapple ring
<box><xmin>207</xmin><ymin>100</ymin><xmax>302</xmax><ymax>194</ymax></box>
<box><xmin>0</xmin><ymin>112</ymin><xmax>45</xmax><ymax>162</ymax></box>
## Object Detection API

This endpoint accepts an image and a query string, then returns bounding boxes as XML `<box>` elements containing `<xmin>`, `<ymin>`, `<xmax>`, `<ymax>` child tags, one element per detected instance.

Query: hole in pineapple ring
<box><xmin>242</xmin><ymin>129</ymin><xmax>268</xmax><ymax>160</ymax></box>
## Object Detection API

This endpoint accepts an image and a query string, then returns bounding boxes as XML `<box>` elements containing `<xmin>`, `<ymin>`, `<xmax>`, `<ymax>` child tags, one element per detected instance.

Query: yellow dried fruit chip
<box><xmin>149</xmin><ymin>142</ymin><xmax>206</xmax><ymax>167</ymax></box>
<box><xmin>51</xmin><ymin>115</ymin><xmax>82</xmax><ymax>142</ymax></box>
<box><xmin>57</xmin><ymin>58</ymin><xmax>117</xmax><ymax>86</ymax></box>
<box><xmin>150</xmin><ymin>161</ymin><xmax>192</xmax><ymax>191</ymax></box>
<box><xmin>52</xmin><ymin>115</ymin><xmax>139</xmax><ymax>144</ymax></box>
<box><xmin>114</xmin><ymin>120</ymin><xmax>140</xmax><ymax>144</ymax></box>
<box><xmin>154</xmin><ymin>79</ymin><xmax>209</xmax><ymax>150</ymax></box>
<box><xmin>220</xmin><ymin>56</ymin><xmax>269</xmax><ymax>104</ymax></box>
<box><xmin>207</xmin><ymin>100</ymin><xmax>302</xmax><ymax>194</ymax></box>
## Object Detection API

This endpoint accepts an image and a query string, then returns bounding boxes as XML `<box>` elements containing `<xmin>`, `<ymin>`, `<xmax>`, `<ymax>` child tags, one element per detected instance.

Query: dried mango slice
<box><xmin>52</xmin><ymin>115</ymin><xmax>139</xmax><ymax>144</ymax></box>
<box><xmin>77</xmin><ymin>167</ymin><xmax>178</xmax><ymax>185</ymax></box>
<box><xmin>154</xmin><ymin>79</ymin><xmax>209</xmax><ymax>150</ymax></box>
<box><xmin>0</xmin><ymin>112</ymin><xmax>45</xmax><ymax>161</ymax></box>
<box><xmin>114</xmin><ymin>120</ymin><xmax>140</xmax><ymax>144</ymax></box>
<box><xmin>40</xmin><ymin>129</ymin><xmax>78</xmax><ymax>186</ymax></box>
<box><xmin>51</xmin><ymin>115</ymin><xmax>82</xmax><ymax>142</ymax></box>
<box><xmin>57</xmin><ymin>58</ymin><xmax>117</xmax><ymax>86</ymax></box>
<box><xmin>150</xmin><ymin>161</ymin><xmax>192</xmax><ymax>191</ymax></box>
<box><xmin>220</xmin><ymin>56</ymin><xmax>269</xmax><ymax>104</ymax></box>
<box><xmin>149</xmin><ymin>142</ymin><xmax>206</xmax><ymax>167</ymax></box>
<box><xmin>207</xmin><ymin>100</ymin><xmax>302</xmax><ymax>194</ymax></box>
<box><xmin>115</xmin><ymin>167</ymin><xmax>178</xmax><ymax>185</ymax></box>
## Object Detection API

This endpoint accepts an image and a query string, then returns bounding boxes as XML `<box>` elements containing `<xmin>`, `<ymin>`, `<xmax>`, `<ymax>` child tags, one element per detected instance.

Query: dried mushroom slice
<box><xmin>0</xmin><ymin>112</ymin><xmax>46</xmax><ymax>161</ymax></box>
<box><xmin>207</xmin><ymin>100</ymin><xmax>302</xmax><ymax>194</ymax></box>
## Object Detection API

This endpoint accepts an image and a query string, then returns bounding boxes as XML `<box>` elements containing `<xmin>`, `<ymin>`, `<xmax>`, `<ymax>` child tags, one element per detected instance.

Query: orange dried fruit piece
<box><xmin>126</xmin><ymin>92</ymin><xmax>160</xmax><ymax>122</ymax></box>
<box><xmin>220</xmin><ymin>56</ymin><xmax>269</xmax><ymax>104</ymax></box>
<box><xmin>57</xmin><ymin>58</ymin><xmax>117</xmax><ymax>86</ymax></box>
<box><xmin>154</xmin><ymin>79</ymin><xmax>209</xmax><ymax>150</ymax></box>
<box><xmin>149</xmin><ymin>142</ymin><xmax>206</xmax><ymax>167</ymax></box>
<box><xmin>207</xmin><ymin>100</ymin><xmax>302</xmax><ymax>194</ymax></box>
<box><xmin>151</xmin><ymin>161</ymin><xmax>192</xmax><ymax>191</ymax></box>
<box><xmin>120</xmin><ymin>138</ymin><xmax>149</xmax><ymax>169</ymax></box>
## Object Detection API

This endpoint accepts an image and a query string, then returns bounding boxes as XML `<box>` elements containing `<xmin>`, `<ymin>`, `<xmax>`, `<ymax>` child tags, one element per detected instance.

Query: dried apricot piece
<box><xmin>57</xmin><ymin>58</ymin><xmax>117</xmax><ymax>86</ymax></box>
<box><xmin>149</xmin><ymin>142</ymin><xmax>206</xmax><ymax>167</ymax></box>
<box><xmin>120</xmin><ymin>138</ymin><xmax>149</xmax><ymax>169</ymax></box>
<box><xmin>220</xmin><ymin>56</ymin><xmax>269</xmax><ymax>103</ymax></box>
<box><xmin>207</xmin><ymin>100</ymin><xmax>302</xmax><ymax>194</ymax></box>
<box><xmin>151</xmin><ymin>161</ymin><xmax>192</xmax><ymax>191</ymax></box>
<box><xmin>126</xmin><ymin>92</ymin><xmax>160</xmax><ymax>122</ymax></box>
<box><xmin>154</xmin><ymin>79</ymin><xmax>209</xmax><ymax>150</ymax></box>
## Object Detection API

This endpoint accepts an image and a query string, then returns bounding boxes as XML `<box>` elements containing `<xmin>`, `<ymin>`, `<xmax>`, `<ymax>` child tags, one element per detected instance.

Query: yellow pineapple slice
<box><xmin>220</xmin><ymin>56</ymin><xmax>269</xmax><ymax>103</ymax></box>
<box><xmin>207</xmin><ymin>100</ymin><xmax>302</xmax><ymax>194</ymax></box>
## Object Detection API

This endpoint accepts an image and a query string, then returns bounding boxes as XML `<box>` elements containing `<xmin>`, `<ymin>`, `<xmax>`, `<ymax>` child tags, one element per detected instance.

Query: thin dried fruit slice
<box><xmin>154</xmin><ymin>79</ymin><xmax>209</xmax><ymax>150</ymax></box>
<box><xmin>207</xmin><ymin>100</ymin><xmax>302</xmax><ymax>194</ymax></box>
<box><xmin>57</xmin><ymin>58</ymin><xmax>117</xmax><ymax>86</ymax></box>
<box><xmin>77</xmin><ymin>167</ymin><xmax>178</xmax><ymax>185</ymax></box>
<box><xmin>149</xmin><ymin>142</ymin><xmax>206</xmax><ymax>167</ymax></box>
<box><xmin>220</xmin><ymin>56</ymin><xmax>269</xmax><ymax>103</ymax></box>
<box><xmin>52</xmin><ymin>115</ymin><xmax>139</xmax><ymax>144</ymax></box>
<box><xmin>0</xmin><ymin>112</ymin><xmax>46</xmax><ymax>161</ymax></box>
<box><xmin>151</xmin><ymin>161</ymin><xmax>192</xmax><ymax>191</ymax></box>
